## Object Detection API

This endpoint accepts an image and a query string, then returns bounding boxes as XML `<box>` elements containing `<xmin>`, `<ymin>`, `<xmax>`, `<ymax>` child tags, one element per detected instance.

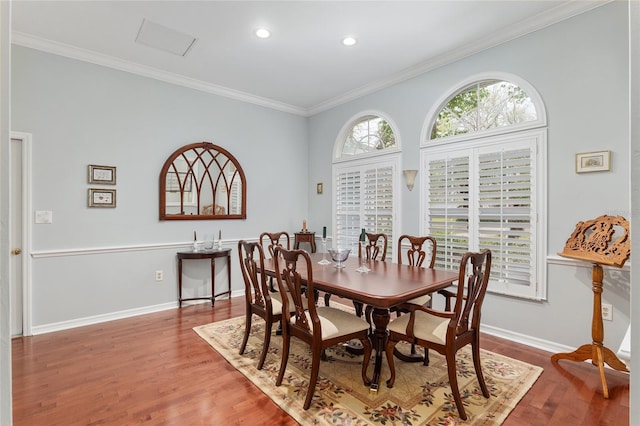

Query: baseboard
<box><xmin>30</xmin><ymin>302</ymin><xmax>178</xmax><ymax>335</ymax></box>
<box><xmin>481</xmin><ymin>323</ymin><xmax>573</xmax><ymax>355</ymax></box>
<box><xmin>482</xmin><ymin>323</ymin><xmax>631</xmax><ymax>371</ymax></box>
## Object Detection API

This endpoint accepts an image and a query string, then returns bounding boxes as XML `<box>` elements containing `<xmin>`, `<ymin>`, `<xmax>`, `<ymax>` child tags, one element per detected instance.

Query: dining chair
<box><xmin>273</xmin><ymin>246</ymin><xmax>372</xmax><ymax>410</ymax></box>
<box><xmin>394</xmin><ymin>234</ymin><xmax>438</xmax><ymax>364</ymax></box>
<box><xmin>358</xmin><ymin>232</ymin><xmax>388</xmax><ymax>261</ymax></box>
<box><xmin>324</xmin><ymin>232</ymin><xmax>388</xmax><ymax>312</ymax></box>
<box><xmin>259</xmin><ymin>231</ymin><xmax>291</xmax><ymax>291</ymax></box>
<box><xmin>385</xmin><ymin>249</ymin><xmax>492</xmax><ymax>421</ymax></box>
<box><xmin>237</xmin><ymin>240</ymin><xmax>293</xmax><ymax>370</ymax></box>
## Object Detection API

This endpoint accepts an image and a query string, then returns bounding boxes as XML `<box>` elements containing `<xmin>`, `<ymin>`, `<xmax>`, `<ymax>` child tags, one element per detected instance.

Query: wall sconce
<box><xmin>403</xmin><ymin>169</ymin><xmax>418</xmax><ymax>191</ymax></box>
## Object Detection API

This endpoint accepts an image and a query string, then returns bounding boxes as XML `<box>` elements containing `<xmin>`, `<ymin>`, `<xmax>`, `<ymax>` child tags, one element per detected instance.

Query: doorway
<box><xmin>10</xmin><ymin>132</ymin><xmax>31</xmax><ymax>337</ymax></box>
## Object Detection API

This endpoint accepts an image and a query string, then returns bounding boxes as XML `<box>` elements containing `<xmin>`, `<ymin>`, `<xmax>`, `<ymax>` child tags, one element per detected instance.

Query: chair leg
<box><xmin>446</xmin><ymin>351</ymin><xmax>467</xmax><ymax>421</ymax></box>
<box><xmin>385</xmin><ymin>339</ymin><xmax>398</xmax><ymax>388</ymax></box>
<box><xmin>324</xmin><ymin>292</ymin><xmax>331</xmax><ymax>307</ymax></box>
<box><xmin>275</xmin><ymin>329</ymin><xmax>290</xmax><ymax>387</ymax></box>
<box><xmin>239</xmin><ymin>311</ymin><xmax>252</xmax><ymax>355</ymax></box>
<box><xmin>304</xmin><ymin>346</ymin><xmax>323</xmax><ymax>410</ymax></box>
<box><xmin>422</xmin><ymin>347</ymin><xmax>430</xmax><ymax>366</ymax></box>
<box><xmin>360</xmin><ymin>336</ymin><xmax>373</xmax><ymax>386</ymax></box>
<box><xmin>472</xmin><ymin>339</ymin><xmax>490</xmax><ymax>398</ymax></box>
<box><xmin>257</xmin><ymin>319</ymin><xmax>273</xmax><ymax>370</ymax></box>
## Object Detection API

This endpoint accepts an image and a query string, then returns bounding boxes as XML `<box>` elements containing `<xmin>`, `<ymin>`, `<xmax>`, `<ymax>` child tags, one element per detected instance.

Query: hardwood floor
<box><xmin>12</xmin><ymin>296</ymin><xmax>629</xmax><ymax>425</ymax></box>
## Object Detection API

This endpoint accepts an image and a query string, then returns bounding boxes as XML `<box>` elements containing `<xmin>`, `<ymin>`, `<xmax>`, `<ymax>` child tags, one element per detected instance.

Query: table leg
<box><xmin>178</xmin><ymin>258</ymin><xmax>183</xmax><ymax>308</ymax></box>
<box><xmin>210</xmin><ymin>258</ymin><xmax>215</xmax><ymax>306</ymax></box>
<box><xmin>226</xmin><ymin>253</ymin><xmax>231</xmax><ymax>296</ymax></box>
<box><xmin>366</xmin><ymin>307</ymin><xmax>391</xmax><ymax>392</ymax></box>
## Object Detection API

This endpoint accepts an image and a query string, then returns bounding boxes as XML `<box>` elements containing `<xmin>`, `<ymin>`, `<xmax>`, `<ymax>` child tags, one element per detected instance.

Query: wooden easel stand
<box><xmin>551</xmin><ymin>263</ymin><xmax>629</xmax><ymax>398</ymax></box>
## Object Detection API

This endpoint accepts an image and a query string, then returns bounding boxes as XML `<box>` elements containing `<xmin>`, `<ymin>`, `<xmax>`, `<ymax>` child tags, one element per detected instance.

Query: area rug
<box><xmin>194</xmin><ymin>315</ymin><xmax>542</xmax><ymax>425</ymax></box>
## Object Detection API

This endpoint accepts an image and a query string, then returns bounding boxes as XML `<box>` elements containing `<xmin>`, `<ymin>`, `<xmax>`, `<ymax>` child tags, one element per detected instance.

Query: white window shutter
<box><xmin>334</xmin><ymin>160</ymin><xmax>397</xmax><ymax>259</ymax></box>
<box><xmin>423</xmin><ymin>131</ymin><xmax>542</xmax><ymax>299</ymax></box>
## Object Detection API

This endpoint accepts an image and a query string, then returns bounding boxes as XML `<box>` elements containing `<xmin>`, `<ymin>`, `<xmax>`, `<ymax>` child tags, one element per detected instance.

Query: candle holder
<box><xmin>318</xmin><ymin>238</ymin><xmax>331</xmax><ymax>265</ymax></box>
<box><xmin>355</xmin><ymin>241</ymin><xmax>370</xmax><ymax>273</ymax></box>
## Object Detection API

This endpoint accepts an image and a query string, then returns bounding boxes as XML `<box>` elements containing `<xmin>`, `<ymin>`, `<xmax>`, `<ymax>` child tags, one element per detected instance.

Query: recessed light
<box><xmin>255</xmin><ymin>28</ymin><xmax>271</xmax><ymax>39</ymax></box>
<box><xmin>342</xmin><ymin>36</ymin><xmax>357</xmax><ymax>46</ymax></box>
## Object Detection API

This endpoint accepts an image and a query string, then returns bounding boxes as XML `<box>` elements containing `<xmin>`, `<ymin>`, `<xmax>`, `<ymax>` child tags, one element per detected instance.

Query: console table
<box><xmin>177</xmin><ymin>248</ymin><xmax>232</xmax><ymax>307</ymax></box>
<box><xmin>294</xmin><ymin>231</ymin><xmax>316</xmax><ymax>253</ymax></box>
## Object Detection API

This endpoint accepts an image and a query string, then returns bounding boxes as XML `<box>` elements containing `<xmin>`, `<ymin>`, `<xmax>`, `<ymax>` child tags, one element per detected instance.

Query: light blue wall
<box><xmin>9</xmin><ymin>0</ymin><xmax>631</xmax><ymax>367</ymax></box>
<box><xmin>12</xmin><ymin>46</ymin><xmax>309</xmax><ymax>327</ymax></box>
<box><xmin>308</xmin><ymin>2</ymin><xmax>631</xmax><ymax>351</ymax></box>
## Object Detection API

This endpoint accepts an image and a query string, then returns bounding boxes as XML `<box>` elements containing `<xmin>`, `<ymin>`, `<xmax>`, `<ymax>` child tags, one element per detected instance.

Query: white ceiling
<box><xmin>11</xmin><ymin>1</ymin><xmax>608</xmax><ymax>116</ymax></box>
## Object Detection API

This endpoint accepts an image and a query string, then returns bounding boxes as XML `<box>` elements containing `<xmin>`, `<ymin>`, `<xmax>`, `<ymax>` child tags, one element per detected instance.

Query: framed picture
<box><xmin>88</xmin><ymin>188</ymin><xmax>116</xmax><ymax>208</ymax></box>
<box><xmin>88</xmin><ymin>164</ymin><xmax>116</xmax><ymax>184</ymax></box>
<box><xmin>316</xmin><ymin>182</ymin><xmax>323</xmax><ymax>194</ymax></box>
<box><xmin>576</xmin><ymin>151</ymin><xmax>611</xmax><ymax>173</ymax></box>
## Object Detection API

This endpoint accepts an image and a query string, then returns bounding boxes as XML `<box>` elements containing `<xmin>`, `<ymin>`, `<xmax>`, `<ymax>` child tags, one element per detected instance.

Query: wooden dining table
<box><xmin>262</xmin><ymin>252</ymin><xmax>459</xmax><ymax>392</ymax></box>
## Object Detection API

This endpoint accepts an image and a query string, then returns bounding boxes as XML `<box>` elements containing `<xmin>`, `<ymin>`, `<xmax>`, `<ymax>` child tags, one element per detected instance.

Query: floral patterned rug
<box><xmin>194</xmin><ymin>315</ymin><xmax>542</xmax><ymax>425</ymax></box>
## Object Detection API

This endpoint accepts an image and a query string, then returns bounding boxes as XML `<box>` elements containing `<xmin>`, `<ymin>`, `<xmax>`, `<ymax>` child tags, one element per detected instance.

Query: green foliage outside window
<box><xmin>431</xmin><ymin>80</ymin><xmax>537</xmax><ymax>139</ymax></box>
<box><xmin>341</xmin><ymin>116</ymin><xmax>396</xmax><ymax>156</ymax></box>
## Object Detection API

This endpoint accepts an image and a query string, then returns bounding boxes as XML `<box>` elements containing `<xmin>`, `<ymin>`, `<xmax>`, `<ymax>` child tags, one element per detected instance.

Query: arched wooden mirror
<box><xmin>159</xmin><ymin>142</ymin><xmax>246</xmax><ymax>220</ymax></box>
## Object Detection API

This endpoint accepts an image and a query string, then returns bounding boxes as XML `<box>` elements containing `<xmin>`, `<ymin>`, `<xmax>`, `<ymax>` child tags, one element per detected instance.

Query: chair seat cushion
<box><xmin>295</xmin><ymin>307</ymin><xmax>369</xmax><ymax>340</ymax></box>
<box><xmin>405</xmin><ymin>294</ymin><xmax>431</xmax><ymax>306</ymax></box>
<box><xmin>388</xmin><ymin>310</ymin><xmax>450</xmax><ymax>345</ymax></box>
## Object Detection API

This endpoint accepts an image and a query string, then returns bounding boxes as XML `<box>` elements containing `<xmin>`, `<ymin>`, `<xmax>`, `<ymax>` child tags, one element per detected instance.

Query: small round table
<box><xmin>177</xmin><ymin>248</ymin><xmax>232</xmax><ymax>307</ymax></box>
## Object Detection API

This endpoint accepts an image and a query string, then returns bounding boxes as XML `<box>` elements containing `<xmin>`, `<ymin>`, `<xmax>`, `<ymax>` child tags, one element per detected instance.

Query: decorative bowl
<box><xmin>328</xmin><ymin>248</ymin><xmax>351</xmax><ymax>268</ymax></box>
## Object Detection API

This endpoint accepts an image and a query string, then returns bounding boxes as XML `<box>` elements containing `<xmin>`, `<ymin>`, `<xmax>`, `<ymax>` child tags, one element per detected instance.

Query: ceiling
<box><xmin>10</xmin><ymin>1</ymin><xmax>608</xmax><ymax>116</ymax></box>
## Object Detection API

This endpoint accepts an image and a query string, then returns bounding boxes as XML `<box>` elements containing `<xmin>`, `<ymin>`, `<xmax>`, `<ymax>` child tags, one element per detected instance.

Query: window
<box><xmin>422</xmin><ymin>75</ymin><xmax>546</xmax><ymax>300</ymax></box>
<box><xmin>430</xmin><ymin>80</ymin><xmax>538</xmax><ymax>140</ymax></box>
<box><xmin>339</xmin><ymin>115</ymin><xmax>397</xmax><ymax>157</ymax></box>
<box><xmin>334</xmin><ymin>113</ymin><xmax>400</xmax><ymax>259</ymax></box>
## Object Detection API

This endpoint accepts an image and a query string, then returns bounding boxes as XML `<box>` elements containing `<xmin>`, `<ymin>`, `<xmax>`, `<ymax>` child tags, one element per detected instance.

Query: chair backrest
<box><xmin>451</xmin><ymin>249</ymin><xmax>492</xmax><ymax>336</ymax></box>
<box><xmin>273</xmin><ymin>247</ymin><xmax>319</xmax><ymax>340</ymax></box>
<box><xmin>358</xmin><ymin>232</ymin><xmax>388</xmax><ymax>261</ymax></box>
<box><xmin>259</xmin><ymin>231</ymin><xmax>291</xmax><ymax>258</ymax></box>
<box><xmin>238</xmin><ymin>240</ymin><xmax>272</xmax><ymax>310</ymax></box>
<box><xmin>397</xmin><ymin>235</ymin><xmax>437</xmax><ymax>268</ymax></box>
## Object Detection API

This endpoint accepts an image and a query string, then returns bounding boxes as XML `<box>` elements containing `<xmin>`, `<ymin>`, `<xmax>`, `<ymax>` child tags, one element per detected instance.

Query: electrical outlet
<box><xmin>602</xmin><ymin>303</ymin><xmax>613</xmax><ymax>321</ymax></box>
<box><xmin>155</xmin><ymin>270</ymin><xmax>163</xmax><ymax>281</ymax></box>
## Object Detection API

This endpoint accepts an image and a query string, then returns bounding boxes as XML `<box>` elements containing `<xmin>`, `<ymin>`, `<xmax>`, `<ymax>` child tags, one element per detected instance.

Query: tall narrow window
<box><xmin>334</xmin><ymin>113</ymin><xmax>400</xmax><ymax>260</ymax></box>
<box><xmin>422</xmin><ymin>75</ymin><xmax>546</xmax><ymax>300</ymax></box>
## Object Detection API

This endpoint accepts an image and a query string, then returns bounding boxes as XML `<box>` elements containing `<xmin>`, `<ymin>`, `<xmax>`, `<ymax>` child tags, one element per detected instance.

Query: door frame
<box><xmin>10</xmin><ymin>132</ymin><xmax>32</xmax><ymax>336</ymax></box>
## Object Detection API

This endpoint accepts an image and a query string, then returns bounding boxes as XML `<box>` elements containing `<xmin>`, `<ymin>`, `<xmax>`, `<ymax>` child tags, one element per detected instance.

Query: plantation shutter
<box><xmin>335</xmin><ymin>160</ymin><xmax>396</xmax><ymax>259</ymax></box>
<box><xmin>423</xmin><ymin>132</ymin><xmax>541</xmax><ymax>299</ymax></box>
<box><xmin>425</xmin><ymin>153</ymin><xmax>471</xmax><ymax>270</ymax></box>
<box><xmin>477</xmin><ymin>145</ymin><xmax>536</xmax><ymax>295</ymax></box>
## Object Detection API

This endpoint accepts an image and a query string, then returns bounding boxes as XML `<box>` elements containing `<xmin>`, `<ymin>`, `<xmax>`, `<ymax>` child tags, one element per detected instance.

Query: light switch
<box><xmin>35</xmin><ymin>211</ymin><xmax>53</xmax><ymax>224</ymax></box>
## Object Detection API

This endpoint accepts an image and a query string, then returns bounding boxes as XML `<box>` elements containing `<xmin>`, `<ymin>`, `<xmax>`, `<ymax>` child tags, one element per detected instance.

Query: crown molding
<box><xmin>12</xmin><ymin>1</ymin><xmax>610</xmax><ymax>118</ymax></box>
<box><xmin>11</xmin><ymin>31</ymin><xmax>307</xmax><ymax>116</ymax></box>
<box><xmin>308</xmin><ymin>0</ymin><xmax>612</xmax><ymax>115</ymax></box>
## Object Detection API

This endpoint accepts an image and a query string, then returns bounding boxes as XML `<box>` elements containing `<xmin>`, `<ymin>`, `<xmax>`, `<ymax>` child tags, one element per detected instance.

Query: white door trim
<box><xmin>10</xmin><ymin>132</ymin><xmax>32</xmax><ymax>336</ymax></box>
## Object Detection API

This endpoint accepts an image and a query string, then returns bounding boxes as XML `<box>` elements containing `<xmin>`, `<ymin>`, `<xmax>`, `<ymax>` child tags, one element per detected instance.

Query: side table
<box><xmin>294</xmin><ymin>232</ymin><xmax>316</xmax><ymax>253</ymax></box>
<box><xmin>177</xmin><ymin>248</ymin><xmax>232</xmax><ymax>307</ymax></box>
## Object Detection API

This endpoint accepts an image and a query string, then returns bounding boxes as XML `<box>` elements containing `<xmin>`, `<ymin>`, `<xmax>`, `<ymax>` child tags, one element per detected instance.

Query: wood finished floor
<box><xmin>12</xmin><ymin>296</ymin><xmax>629</xmax><ymax>425</ymax></box>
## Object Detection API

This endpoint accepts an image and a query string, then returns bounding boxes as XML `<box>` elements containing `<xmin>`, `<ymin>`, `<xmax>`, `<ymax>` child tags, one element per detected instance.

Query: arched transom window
<box><xmin>339</xmin><ymin>115</ymin><xmax>397</xmax><ymax>157</ymax></box>
<box><xmin>430</xmin><ymin>80</ymin><xmax>539</xmax><ymax>140</ymax></box>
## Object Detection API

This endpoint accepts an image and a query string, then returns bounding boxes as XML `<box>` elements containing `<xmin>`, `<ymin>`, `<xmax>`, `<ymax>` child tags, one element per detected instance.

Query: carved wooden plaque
<box><xmin>558</xmin><ymin>215</ymin><xmax>630</xmax><ymax>267</ymax></box>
